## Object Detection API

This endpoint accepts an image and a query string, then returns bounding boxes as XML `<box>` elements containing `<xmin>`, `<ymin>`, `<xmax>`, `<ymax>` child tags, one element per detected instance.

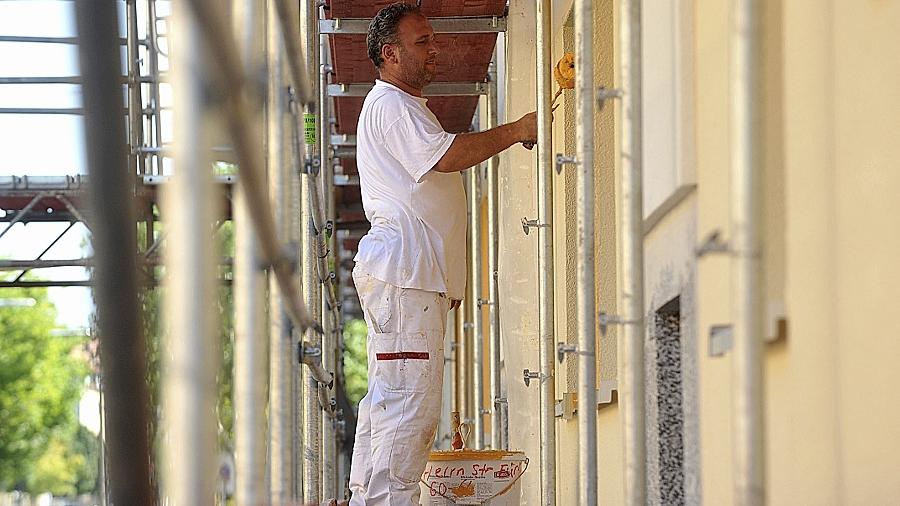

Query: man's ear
<box><xmin>381</xmin><ymin>43</ymin><xmax>397</xmax><ymax>66</ymax></box>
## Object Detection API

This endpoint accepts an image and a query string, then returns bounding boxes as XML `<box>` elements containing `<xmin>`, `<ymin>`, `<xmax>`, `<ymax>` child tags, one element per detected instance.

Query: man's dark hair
<box><xmin>366</xmin><ymin>2</ymin><xmax>421</xmax><ymax>68</ymax></box>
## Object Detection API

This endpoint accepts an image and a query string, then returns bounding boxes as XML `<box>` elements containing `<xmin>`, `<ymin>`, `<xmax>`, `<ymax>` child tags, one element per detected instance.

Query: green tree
<box><xmin>0</xmin><ymin>287</ymin><xmax>92</xmax><ymax>493</ymax></box>
<box><xmin>342</xmin><ymin>319</ymin><xmax>368</xmax><ymax>406</ymax></box>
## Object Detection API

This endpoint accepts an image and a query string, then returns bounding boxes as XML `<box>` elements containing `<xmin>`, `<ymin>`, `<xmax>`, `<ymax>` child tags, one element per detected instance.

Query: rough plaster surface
<box><xmin>643</xmin><ymin>197</ymin><xmax>701</xmax><ymax>506</ymax></box>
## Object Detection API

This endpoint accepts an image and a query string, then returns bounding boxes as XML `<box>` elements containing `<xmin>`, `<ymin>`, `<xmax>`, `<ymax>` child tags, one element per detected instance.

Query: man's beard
<box><xmin>399</xmin><ymin>50</ymin><xmax>434</xmax><ymax>88</ymax></box>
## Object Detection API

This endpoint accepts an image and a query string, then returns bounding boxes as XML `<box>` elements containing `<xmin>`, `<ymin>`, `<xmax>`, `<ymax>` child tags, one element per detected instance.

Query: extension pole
<box><xmin>486</xmin><ymin>54</ymin><xmax>504</xmax><ymax>450</ymax></box>
<box><xmin>125</xmin><ymin>0</ymin><xmax>145</xmax><ymax>175</ymax></box>
<box><xmin>536</xmin><ymin>0</ymin><xmax>556</xmax><ymax>503</ymax></box>
<box><xmin>233</xmin><ymin>0</ymin><xmax>268</xmax><ymax>503</ymax></box>
<box><xmin>574</xmin><ymin>0</ymin><xmax>598</xmax><ymax>504</ymax></box>
<box><xmin>730</xmin><ymin>0</ymin><xmax>765</xmax><ymax>504</ymax></box>
<box><xmin>163</xmin><ymin>1</ymin><xmax>218</xmax><ymax>502</ymax></box>
<box><xmin>75</xmin><ymin>3</ymin><xmax>152</xmax><ymax>503</ymax></box>
<box><xmin>619</xmin><ymin>1</ymin><xmax>647</xmax><ymax>504</ymax></box>
<box><xmin>266</xmin><ymin>1</ymin><xmax>294</xmax><ymax>500</ymax></box>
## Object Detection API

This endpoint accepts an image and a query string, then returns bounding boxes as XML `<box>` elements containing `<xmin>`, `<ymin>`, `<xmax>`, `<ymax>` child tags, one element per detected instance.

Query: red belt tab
<box><xmin>376</xmin><ymin>352</ymin><xmax>430</xmax><ymax>361</ymax></box>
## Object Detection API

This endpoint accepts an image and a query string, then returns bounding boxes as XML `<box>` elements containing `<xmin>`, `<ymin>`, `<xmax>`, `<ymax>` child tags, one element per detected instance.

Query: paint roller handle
<box><xmin>515</xmin><ymin>111</ymin><xmax>538</xmax><ymax>150</ymax></box>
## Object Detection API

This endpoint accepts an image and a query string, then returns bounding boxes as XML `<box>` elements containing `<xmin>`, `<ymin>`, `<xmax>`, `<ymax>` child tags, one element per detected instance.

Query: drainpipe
<box><xmin>470</xmin><ymin>159</ymin><xmax>485</xmax><ymax>449</ymax></box>
<box><xmin>574</xmin><ymin>0</ymin><xmax>598</xmax><ymax>503</ymax></box>
<box><xmin>162</xmin><ymin>2</ymin><xmax>218</xmax><ymax>502</ymax></box>
<box><xmin>619</xmin><ymin>1</ymin><xmax>647</xmax><ymax>504</ymax></box>
<box><xmin>486</xmin><ymin>54</ymin><xmax>505</xmax><ymax>450</ymax></box>
<box><xmin>536</xmin><ymin>0</ymin><xmax>556</xmax><ymax>504</ymax></box>
<box><xmin>730</xmin><ymin>1</ymin><xmax>764</xmax><ymax>504</ymax></box>
<box><xmin>233</xmin><ymin>0</ymin><xmax>267</xmax><ymax>503</ymax></box>
<box><xmin>266</xmin><ymin>1</ymin><xmax>294</xmax><ymax>500</ymax></box>
<box><xmin>301</xmin><ymin>0</ymin><xmax>322</xmax><ymax>503</ymax></box>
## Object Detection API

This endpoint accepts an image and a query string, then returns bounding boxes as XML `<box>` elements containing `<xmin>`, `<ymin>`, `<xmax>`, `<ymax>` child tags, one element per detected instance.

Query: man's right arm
<box><xmin>431</xmin><ymin>112</ymin><xmax>537</xmax><ymax>174</ymax></box>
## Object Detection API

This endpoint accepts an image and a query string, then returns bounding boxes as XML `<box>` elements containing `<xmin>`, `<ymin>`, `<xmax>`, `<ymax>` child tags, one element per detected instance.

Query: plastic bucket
<box><xmin>419</xmin><ymin>449</ymin><xmax>529</xmax><ymax>505</ymax></box>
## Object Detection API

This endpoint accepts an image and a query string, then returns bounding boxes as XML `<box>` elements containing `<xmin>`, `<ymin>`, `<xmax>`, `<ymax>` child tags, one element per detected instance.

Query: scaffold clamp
<box><xmin>596</xmin><ymin>86</ymin><xmax>624</xmax><ymax>111</ymax></box>
<box><xmin>522</xmin><ymin>217</ymin><xmax>550</xmax><ymax>235</ymax></box>
<box><xmin>555</xmin><ymin>154</ymin><xmax>578</xmax><ymax>175</ymax></box>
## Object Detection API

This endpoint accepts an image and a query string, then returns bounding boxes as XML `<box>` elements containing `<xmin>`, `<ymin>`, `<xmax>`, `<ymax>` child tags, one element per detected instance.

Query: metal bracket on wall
<box><xmin>598</xmin><ymin>311</ymin><xmax>642</xmax><ymax>336</ymax></box>
<box><xmin>596</xmin><ymin>86</ymin><xmax>624</xmax><ymax>111</ymax></box>
<box><xmin>555</xmin><ymin>154</ymin><xmax>577</xmax><ymax>175</ymax></box>
<box><xmin>521</xmin><ymin>217</ymin><xmax>549</xmax><ymax>236</ymax></box>
<box><xmin>556</xmin><ymin>342</ymin><xmax>595</xmax><ymax>363</ymax></box>
<box><xmin>477</xmin><ymin>298</ymin><xmax>494</xmax><ymax>308</ymax></box>
<box><xmin>696</xmin><ymin>229</ymin><xmax>730</xmax><ymax>257</ymax></box>
<box><xmin>522</xmin><ymin>368</ymin><xmax>544</xmax><ymax>387</ymax></box>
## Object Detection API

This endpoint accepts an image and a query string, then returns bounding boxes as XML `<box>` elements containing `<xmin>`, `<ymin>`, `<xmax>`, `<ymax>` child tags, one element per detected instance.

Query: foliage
<box><xmin>0</xmin><ymin>286</ymin><xmax>93</xmax><ymax>494</ymax></box>
<box><xmin>141</xmin><ymin>220</ymin><xmax>236</xmax><ymax>463</ymax></box>
<box><xmin>342</xmin><ymin>319</ymin><xmax>369</xmax><ymax>406</ymax></box>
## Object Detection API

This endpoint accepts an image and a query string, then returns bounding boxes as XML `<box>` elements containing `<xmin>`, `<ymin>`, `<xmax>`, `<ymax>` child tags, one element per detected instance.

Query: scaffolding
<box><xmin>1</xmin><ymin>0</ymin><xmax>774</xmax><ymax>504</ymax></box>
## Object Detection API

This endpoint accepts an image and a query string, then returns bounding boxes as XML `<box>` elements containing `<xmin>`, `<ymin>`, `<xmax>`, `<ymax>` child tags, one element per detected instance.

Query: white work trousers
<box><xmin>349</xmin><ymin>267</ymin><xmax>450</xmax><ymax>505</ymax></box>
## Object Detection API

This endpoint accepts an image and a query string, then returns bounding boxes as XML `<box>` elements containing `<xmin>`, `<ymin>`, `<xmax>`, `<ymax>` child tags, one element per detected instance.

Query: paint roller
<box><xmin>523</xmin><ymin>52</ymin><xmax>575</xmax><ymax>150</ymax></box>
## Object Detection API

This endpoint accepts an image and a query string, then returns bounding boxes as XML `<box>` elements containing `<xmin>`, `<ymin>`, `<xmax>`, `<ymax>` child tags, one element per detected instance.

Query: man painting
<box><xmin>349</xmin><ymin>3</ymin><xmax>537</xmax><ymax>504</ymax></box>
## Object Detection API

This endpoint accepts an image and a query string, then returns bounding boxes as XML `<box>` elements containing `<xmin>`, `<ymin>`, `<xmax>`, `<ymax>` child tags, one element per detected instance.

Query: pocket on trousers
<box><xmin>372</xmin><ymin>332</ymin><xmax>431</xmax><ymax>393</ymax></box>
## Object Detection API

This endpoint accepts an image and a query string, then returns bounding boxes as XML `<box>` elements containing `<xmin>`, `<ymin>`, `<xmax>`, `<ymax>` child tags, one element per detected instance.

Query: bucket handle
<box><xmin>420</xmin><ymin>457</ymin><xmax>530</xmax><ymax>505</ymax></box>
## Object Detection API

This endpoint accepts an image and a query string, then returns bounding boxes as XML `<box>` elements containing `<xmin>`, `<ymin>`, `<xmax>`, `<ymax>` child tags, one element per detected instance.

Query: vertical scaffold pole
<box><xmin>536</xmin><ymin>0</ymin><xmax>556</xmax><ymax>504</ymax></box>
<box><xmin>75</xmin><ymin>3</ymin><xmax>152</xmax><ymax>503</ymax></box>
<box><xmin>233</xmin><ymin>0</ymin><xmax>268</xmax><ymax>503</ymax></box>
<box><xmin>125</xmin><ymin>0</ymin><xmax>145</xmax><ymax>174</ymax></box>
<box><xmin>163</xmin><ymin>1</ymin><xmax>219</xmax><ymax>502</ymax></box>
<box><xmin>319</xmin><ymin>18</ymin><xmax>338</xmax><ymax>500</ymax></box>
<box><xmin>486</xmin><ymin>52</ymin><xmax>504</xmax><ymax>450</ymax></box>
<box><xmin>267</xmin><ymin>0</ymin><xmax>294</xmax><ymax>500</ymax></box>
<box><xmin>300</xmin><ymin>1</ymin><xmax>322</xmax><ymax>503</ymax></box>
<box><xmin>619</xmin><ymin>0</ymin><xmax>647</xmax><ymax>504</ymax></box>
<box><xmin>469</xmin><ymin>154</ymin><xmax>484</xmax><ymax>450</ymax></box>
<box><xmin>731</xmin><ymin>0</ymin><xmax>765</xmax><ymax>504</ymax></box>
<box><xmin>574</xmin><ymin>0</ymin><xmax>598</xmax><ymax>503</ymax></box>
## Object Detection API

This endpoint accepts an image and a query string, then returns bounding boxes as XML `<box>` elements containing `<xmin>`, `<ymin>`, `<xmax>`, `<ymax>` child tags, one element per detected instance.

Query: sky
<box><xmin>0</xmin><ymin>2</ymin><xmax>95</xmax><ymax>330</ymax></box>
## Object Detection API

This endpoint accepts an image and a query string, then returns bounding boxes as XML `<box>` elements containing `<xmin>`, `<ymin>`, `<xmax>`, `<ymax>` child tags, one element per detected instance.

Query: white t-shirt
<box><xmin>353</xmin><ymin>80</ymin><xmax>467</xmax><ymax>299</ymax></box>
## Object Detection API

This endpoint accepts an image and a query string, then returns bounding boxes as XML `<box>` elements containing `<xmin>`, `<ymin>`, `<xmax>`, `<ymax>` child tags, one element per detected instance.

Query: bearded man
<box><xmin>349</xmin><ymin>3</ymin><xmax>537</xmax><ymax>504</ymax></box>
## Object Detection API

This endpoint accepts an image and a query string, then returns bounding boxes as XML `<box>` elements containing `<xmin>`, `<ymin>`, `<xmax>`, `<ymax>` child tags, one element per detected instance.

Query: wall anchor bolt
<box><xmin>523</xmin><ymin>368</ymin><xmax>543</xmax><ymax>387</ymax></box>
<box><xmin>598</xmin><ymin>311</ymin><xmax>642</xmax><ymax>336</ymax></box>
<box><xmin>596</xmin><ymin>86</ymin><xmax>624</xmax><ymax>111</ymax></box>
<box><xmin>555</xmin><ymin>154</ymin><xmax>578</xmax><ymax>175</ymax></box>
<box><xmin>521</xmin><ymin>217</ymin><xmax>549</xmax><ymax>235</ymax></box>
<box><xmin>696</xmin><ymin>229</ymin><xmax>730</xmax><ymax>257</ymax></box>
<box><xmin>557</xmin><ymin>342</ymin><xmax>577</xmax><ymax>363</ymax></box>
<box><xmin>477</xmin><ymin>298</ymin><xmax>494</xmax><ymax>307</ymax></box>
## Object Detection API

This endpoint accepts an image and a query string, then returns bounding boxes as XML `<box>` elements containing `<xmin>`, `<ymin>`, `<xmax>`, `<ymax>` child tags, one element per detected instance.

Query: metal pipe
<box><xmin>536</xmin><ymin>0</ymin><xmax>556</xmax><ymax>504</ymax></box>
<box><xmin>469</xmin><ymin>160</ymin><xmax>484</xmax><ymax>449</ymax></box>
<box><xmin>125</xmin><ymin>0</ymin><xmax>145</xmax><ymax>175</ymax></box>
<box><xmin>486</xmin><ymin>54</ymin><xmax>504</xmax><ymax>450</ymax></box>
<box><xmin>619</xmin><ymin>1</ymin><xmax>647</xmax><ymax>504</ymax></box>
<box><xmin>0</xmin><ymin>192</ymin><xmax>47</xmax><ymax>241</ymax></box>
<box><xmin>731</xmin><ymin>0</ymin><xmax>765</xmax><ymax>504</ymax></box>
<box><xmin>147</xmin><ymin>0</ymin><xmax>163</xmax><ymax>175</ymax></box>
<box><xmin>300</xmin><ymin>1</ymin><xmax>322</xmax><ymax>502</ymax></box>
<box><xmin>575</xmin><ymin>0</ymin><xmax>598</xmax><ymax>503</ymax></box>
<box><xmin>266</xmin><ymin>1</ymin><xmax>293</xmax><ymax>500</ymax></box>
<box><xmin>74</xmin><ymin>3</ymin><xmax>152</xmax><ymax>504</ymax></box>
<box><xmin>162</xmin><ymin>1</ymin><xmax>218</xmax><ymax>502</ymax></box>
<box><xmin>273</xmin><ymin>0</ymin><xmax>315</xmax><ymax>109</ymax></box>
<box><xmin>319</xmin><ymin>29</ymin><xmax>338</xmax><ymax>501</ymax></box>
<box><xmin>183</xmin><ymin>0</ymin><xmax>320</xmax><ymax>334</ymax></box>
<box><xmin>233</xmin><ymin>0</ymin><xmax>268</xmax><ymax>503</ymax></box>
